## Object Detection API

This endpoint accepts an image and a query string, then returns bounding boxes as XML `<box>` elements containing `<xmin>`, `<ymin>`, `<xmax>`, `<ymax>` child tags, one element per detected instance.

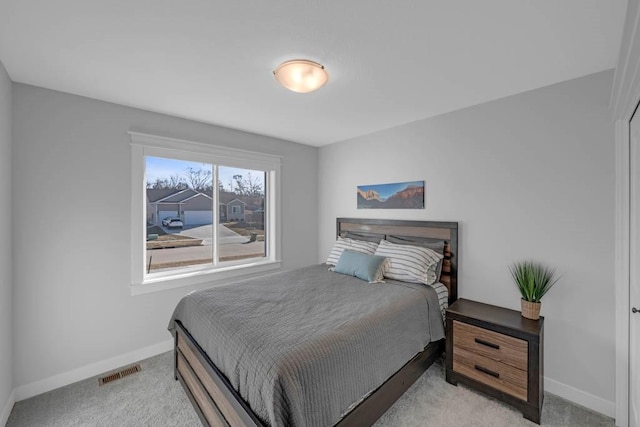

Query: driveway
<box><xmin>173</xmin><ymin>224</ymin><xmax>248</xmax><ymax>245</ymax></box>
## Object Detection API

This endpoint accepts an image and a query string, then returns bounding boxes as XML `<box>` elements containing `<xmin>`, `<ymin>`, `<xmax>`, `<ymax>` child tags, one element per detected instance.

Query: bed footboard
<box><xmin>174</xmin><ymin>321</ymin><xmax>263</xmax><ymax>427</ymax></box>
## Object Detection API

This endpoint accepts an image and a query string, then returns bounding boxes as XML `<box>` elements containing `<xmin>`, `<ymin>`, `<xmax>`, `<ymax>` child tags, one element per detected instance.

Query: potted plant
<box><xmin>509</xmin><ymin>261</ymin><xmax>560</xmax><ymax>320</ymax></box>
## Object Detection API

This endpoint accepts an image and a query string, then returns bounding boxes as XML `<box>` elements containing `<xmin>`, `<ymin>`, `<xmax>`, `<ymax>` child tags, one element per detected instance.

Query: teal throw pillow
<box><xmin>333</xmin><ymin>250</ymin><xmax>388</xmax><ymax>283</ymax></box>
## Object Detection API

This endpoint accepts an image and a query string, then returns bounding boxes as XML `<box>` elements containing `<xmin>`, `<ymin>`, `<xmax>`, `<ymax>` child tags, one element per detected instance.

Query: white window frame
<box><xmin>130</xmin><ymin>131</ymin><xmax>282</xmax><ymax>295</ymax></box>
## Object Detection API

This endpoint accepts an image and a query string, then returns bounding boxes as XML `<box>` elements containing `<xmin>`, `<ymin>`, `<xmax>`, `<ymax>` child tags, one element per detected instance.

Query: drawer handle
<box><xmin>475</xmin><ymin>365</ymin><xmax>500</xmax><ymax>378</ymax></box>
<box><xmin>474</xmin><ymin>338</ymin><xmax>500</xmax><ymax>350</ymax></box>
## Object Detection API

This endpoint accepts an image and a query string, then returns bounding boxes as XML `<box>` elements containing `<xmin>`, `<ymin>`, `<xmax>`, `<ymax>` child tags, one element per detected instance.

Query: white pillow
<box><xmin>374</xmin><ymin>239</ymin><xmax>444</xmax><ymax>285</ymax></box>
<box><xmin>326</xmin><ymin>236</ymin><xmax>379</xmax><ymax>266</ymax></box>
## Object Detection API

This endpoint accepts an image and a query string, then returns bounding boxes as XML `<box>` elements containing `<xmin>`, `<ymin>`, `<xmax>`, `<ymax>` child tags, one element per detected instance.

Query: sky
<box><xmin>357</xmin><ymin>181</ymin><xmax>423</xmax><ymax>200</ymax></box>
<box><xmin>145</xmin><ymin>156</ymin><xmax>264</xmax><ymax>191</ymax></box>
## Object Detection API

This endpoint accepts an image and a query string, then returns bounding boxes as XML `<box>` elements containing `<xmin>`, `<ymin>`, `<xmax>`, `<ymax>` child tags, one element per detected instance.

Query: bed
<box><xmin>168</xmin><ymin>218</ymin><xmax>458</xmax><ymax>427</ymax></box>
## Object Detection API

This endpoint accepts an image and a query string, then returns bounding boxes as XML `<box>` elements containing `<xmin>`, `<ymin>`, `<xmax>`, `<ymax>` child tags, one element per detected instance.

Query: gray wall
<box><xmin>0</xmin><ymin>60</ymin><xmax>13</xmax><ymax>422</ymax></box>
<box><xmin>318</xmin><ymin>71</ymin><xmax>615</xmax><ymax>409</ymax></box>
<box><xmin>11</xmin><ymin>84</ymin><xmax>318</xmax><ymax>389</ymax></box>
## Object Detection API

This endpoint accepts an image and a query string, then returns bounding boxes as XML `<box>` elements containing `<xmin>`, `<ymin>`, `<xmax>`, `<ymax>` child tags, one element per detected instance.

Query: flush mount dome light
<box><xmin>273</xmin><ymin>59</ymin><xmax>329</xmax><ymax>93</ymax></box>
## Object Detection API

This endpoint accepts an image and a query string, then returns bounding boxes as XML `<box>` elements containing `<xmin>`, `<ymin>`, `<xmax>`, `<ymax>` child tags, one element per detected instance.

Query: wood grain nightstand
<box><xmin>445</xmin><ymin>298</ymin><xmax>544</xmax><ymax>424</ymax></box>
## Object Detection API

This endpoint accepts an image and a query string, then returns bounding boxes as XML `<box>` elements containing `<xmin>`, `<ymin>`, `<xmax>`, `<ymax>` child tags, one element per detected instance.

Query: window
<box><xmin>130</xmin><ymin>132</ymin><xmax>281</xmax><ymax>294</ymax></box>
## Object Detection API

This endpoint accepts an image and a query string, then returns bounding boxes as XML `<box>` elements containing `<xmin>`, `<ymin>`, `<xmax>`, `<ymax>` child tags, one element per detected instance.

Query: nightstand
<box><xmin>445</xmin><ymin>298</ymin><xmax>544</xmax><ymax>424</ymax></box>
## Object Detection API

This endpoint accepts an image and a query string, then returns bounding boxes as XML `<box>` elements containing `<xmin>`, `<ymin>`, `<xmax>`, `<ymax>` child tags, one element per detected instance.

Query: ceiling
<box><xmin>0</xmin><ymin>1</ymin><xmax>628</xmax><ymax>147</ymax></box>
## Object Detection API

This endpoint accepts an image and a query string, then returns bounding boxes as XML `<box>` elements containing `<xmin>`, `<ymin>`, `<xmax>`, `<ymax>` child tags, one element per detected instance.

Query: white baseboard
<box><xmin>13</xmin><ymin>339</ymin><xmax>173</xmax><ymax>402</ymax></box>
<box><xmin>1</xmin><ymin>389</ymin><xmax>15</xmax><ymax>427</ymax></box>
<box><xmin>545</xmin><ymin>376</ymin><xmax>615</xmax><ymax>418</ymax></box>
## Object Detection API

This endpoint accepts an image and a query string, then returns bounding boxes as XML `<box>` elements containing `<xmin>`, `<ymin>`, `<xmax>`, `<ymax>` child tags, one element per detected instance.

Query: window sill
<box><xmin>130</xmin><ymin>259</ymin><xmax>282</xmax><ymax>296</ymax></box>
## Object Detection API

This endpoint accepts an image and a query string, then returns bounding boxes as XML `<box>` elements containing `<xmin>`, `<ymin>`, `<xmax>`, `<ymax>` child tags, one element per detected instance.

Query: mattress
<box><xmin>168</xmin><ymin>264</ymin><xmax>445</xmax><ymax>426</ymax></box>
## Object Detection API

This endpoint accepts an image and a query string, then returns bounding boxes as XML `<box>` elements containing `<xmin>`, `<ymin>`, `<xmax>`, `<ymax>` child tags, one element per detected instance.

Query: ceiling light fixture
<box><xmin>273</xmin><ymin>59</ymin><xmax>329</xmax><ymax>93</ymax></box>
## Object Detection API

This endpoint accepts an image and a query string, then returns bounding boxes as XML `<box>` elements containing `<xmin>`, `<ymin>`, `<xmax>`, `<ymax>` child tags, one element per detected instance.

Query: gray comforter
<box><xmin>168</xmin><ymin>264</ymin><xmax>445</xmax><ymax>427</ymax></box>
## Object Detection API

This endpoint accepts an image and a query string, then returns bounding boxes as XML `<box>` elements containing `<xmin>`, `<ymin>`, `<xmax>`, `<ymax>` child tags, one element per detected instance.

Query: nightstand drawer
<box><xmin>453</xmin><ymin>347</ymin><xmax>527</xmax><ymax>401</ymax></box>
<box><xmin>453</xmin><ymin>320</ymin><xmax>528</xmax><ymax>370</ymax></box>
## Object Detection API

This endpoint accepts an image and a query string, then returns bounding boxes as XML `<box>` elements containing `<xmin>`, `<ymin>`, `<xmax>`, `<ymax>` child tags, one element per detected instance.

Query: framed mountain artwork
<box><xmin>356</xmin><ymin>181</ymin><xmax>424</xmax><ymax>209</ymax></box>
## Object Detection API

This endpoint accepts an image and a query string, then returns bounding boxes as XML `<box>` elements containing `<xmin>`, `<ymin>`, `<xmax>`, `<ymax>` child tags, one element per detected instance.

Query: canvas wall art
<box><xmin>357</xmin><ymin>181</ymin><xmax>425</xmax><ymax>209</ymax></box>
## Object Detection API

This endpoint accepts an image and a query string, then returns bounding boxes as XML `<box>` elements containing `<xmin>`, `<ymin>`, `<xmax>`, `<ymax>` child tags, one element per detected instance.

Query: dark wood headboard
<box><xmin>336</xmin><ymin>218</ymin><xmax>458</xmax><ymax>304</ymax></box>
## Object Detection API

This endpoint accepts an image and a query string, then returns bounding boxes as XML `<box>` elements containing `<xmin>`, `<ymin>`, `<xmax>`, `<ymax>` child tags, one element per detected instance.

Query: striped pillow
<box><xmin>326</xmin><ymin>237</ymin><xmax>379</xmax><ymax>266</ymax></box>
<box><xmin>374</xmin><ymin>239</ymin><xmax>444</xmax><ymax>285</ymax></box>
<box><xmin>428</xmin><ymin>281</ymin><xmax>449</xmax><ymax>321</ymax></box>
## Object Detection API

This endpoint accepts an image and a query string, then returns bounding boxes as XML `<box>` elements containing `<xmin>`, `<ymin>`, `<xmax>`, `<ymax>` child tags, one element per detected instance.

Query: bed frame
<box><xmin>174</xmin><ymin>218</ymin><xmax>459</xmax><ymax>427</ymax></box>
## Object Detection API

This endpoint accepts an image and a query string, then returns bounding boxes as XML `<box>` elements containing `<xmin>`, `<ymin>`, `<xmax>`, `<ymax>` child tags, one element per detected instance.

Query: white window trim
<box><xmin>129</xmin><ymin>131</ymin><xmax>282</xmax><ymax>295</ymax></box>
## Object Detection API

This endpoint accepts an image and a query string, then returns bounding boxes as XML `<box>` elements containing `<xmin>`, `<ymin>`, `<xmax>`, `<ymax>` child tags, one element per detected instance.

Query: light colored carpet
<box><xmin>7</xmin><ymin>352</ymin><xmax>614</xmax><ymax>427</ymax></box>
<box><xmin>7</xmin><ymin>352</ymin><xmax>200</xmax><ymax>427</ymax></box>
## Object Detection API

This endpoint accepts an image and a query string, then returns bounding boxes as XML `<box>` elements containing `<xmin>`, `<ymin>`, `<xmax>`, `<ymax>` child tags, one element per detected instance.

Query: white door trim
<box><xmin>612</xmin><ymin>2</ymin><xmax>640</xmax><ymax>426</ymax></box>
<box><xmin>615</xmin><ymin>118</ymin><xmax>631</xmax><ymax>427</ymax></box>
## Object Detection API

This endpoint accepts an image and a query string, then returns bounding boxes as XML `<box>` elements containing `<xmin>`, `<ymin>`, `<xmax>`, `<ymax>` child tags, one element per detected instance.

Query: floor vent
<box><xmin>98</xmin><ymin>364</ymin><xmax>141</xmax><ymax>386</ymax></box>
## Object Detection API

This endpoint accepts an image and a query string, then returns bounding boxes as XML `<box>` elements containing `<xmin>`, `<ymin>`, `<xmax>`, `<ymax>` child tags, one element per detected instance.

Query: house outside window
<box><xmin>130</xmin><ymin>132</ymin><xmax>281</xmax><ymax>294</ymax></box>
